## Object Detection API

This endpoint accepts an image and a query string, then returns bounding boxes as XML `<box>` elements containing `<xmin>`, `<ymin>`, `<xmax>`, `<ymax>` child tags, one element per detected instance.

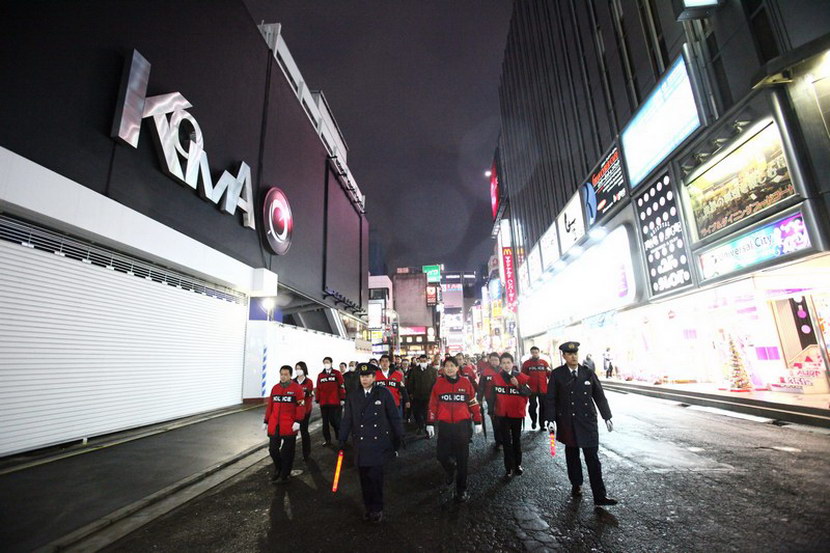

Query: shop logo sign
<box><xmin>111</xmin><ymin>50</ymin><xmax>255</xmax><ymax>229</ymax></box>
<box><xmin>263</xmin><ymin>187</ymin><xmax>293</xmax><ymax>255</ymax></box>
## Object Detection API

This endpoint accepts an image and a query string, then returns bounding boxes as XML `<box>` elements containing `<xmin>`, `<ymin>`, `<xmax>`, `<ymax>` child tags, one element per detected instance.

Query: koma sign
<box><xmin>111</xmin><ymin>50</ymin><xmax>255</xmax><ymax>229</ymax></box>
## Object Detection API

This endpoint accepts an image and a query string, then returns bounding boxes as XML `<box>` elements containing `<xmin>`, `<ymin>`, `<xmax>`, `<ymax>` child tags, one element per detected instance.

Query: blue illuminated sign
<box><xmin>621</xmin><ymin>55</ymin><xmax>701</xmax><ymax>189</ymax></box>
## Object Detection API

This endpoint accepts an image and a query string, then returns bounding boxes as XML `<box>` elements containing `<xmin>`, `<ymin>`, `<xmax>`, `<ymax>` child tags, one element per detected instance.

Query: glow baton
<box><xmin>331</xmin><ymin>449</ymin><xmax>344</xmax><ymax>492</ymax></box>
<box><xmin>549</xmin><ymin>432</ymin><xmax>556</xmax><ymax>457</ymax></box>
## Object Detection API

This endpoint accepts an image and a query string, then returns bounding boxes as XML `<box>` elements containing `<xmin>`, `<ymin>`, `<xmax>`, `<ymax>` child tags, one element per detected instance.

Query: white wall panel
<box><xmin>0</xmin><ymin>241</ymin><xmax>247</xmax><ymax>456</ymax></box>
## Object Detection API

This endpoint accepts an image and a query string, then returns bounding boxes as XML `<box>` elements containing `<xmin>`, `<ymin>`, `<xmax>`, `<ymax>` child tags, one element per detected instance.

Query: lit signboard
<box><xmin>426</xmin><ymin>283</ymin><xmax>440</xmax><ymax>306</ymax></box>
<box><xmin>621</xmin><ymin>55</ymin><xmax>701</xmax><ymax>189</ymax></box>
<box><xmin>490</xmin><ymin>162</ymin><xmax>500</xmax><ymax>220</ymax></box>
<box><xmin>583</xmin><ymin>147</ymin><xmax>627</xmax><ymax>226</ymax></box>
<box><xmin>422</xmin><ymin>264</ymin><xmax>441</xmax><ymax>283</ymax></box>
<box><xmin>635</xmin><ymin>172</ymin><xmax>693</xmax><ymax>296</ymax></box>
<box><xmin>501</xmin><ymin>247</ymin><xmax>518</xmax><ymax>307</ymax></box>
<box><xmin>488</xmin><ymin>278</ymin><xmax>502</xmax><ymax>302</ymax></box>
<box><xmin>556</xmin><ymin>192</ymin><xmax>586</xmax><ymax>253</ymax></box>
<box><xmin>517</xmin><ymin>259</ymin><xmax>530</xmax><ymax>297</ymax></box>
<box><xmin>698</xmin><ymin>212</ymin><xmax>811</xmax><ymax>281</ymax></box>
<box><xmin>539</xmin><ymin>223</ymin><xmax>560</xmax><ymax>270</ymax></box>
<box><xmin>527</xmin><ymin>245</ymin><xmax>543</xmax><ymax>284</ymax></box>
<box><xmin>685</xmin><ymin>121</ymin><xmax>796</xmax><ymax>241</ymax></box>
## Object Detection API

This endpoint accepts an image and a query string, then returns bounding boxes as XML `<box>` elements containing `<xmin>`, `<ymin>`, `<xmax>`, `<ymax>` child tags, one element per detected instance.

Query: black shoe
<box><xmin>494</xmin><ymin>444</ymin><xmax>502</xmax><ymax>452</ymax></box>
<box><xmin>515</xmin><ymin>465</ymin><xmax>524</xmax><ymax>475</ymax></box>
<box><xmin>275</xmin><ymin>476</ymin><xmax>290</xmax><ymax>485</ymax></box>
<box><xmin>270</xmin><ymin>472</ymin><xmax>280</xmax><ymax>483</ymax></box>
<box><xmin>504</xmin><ymin>469</ymin><xmax>513</xmax><ymax>479</ymax></box>
<box><xmin>321</xmin><ymin>440</ymin><xmax>331</xmax><ymax>446</ymax></box>
<box><xmin>571</xmin><ymin>485</ymin><xmax>583</xmax><ymax>496</ymax></box>
<box><xmin>456</xmin><ymin>490</ymin><xmax>470</xmax><ymax>503</ymax></box>
<box><xmin>594</xmin><ymin>497</ymin><xmax>618</xmax><ymax>506</ymax></box>
<box><xmin>369</xmin><ymin>511</ymin><xmax>383</xmax><ymax>523</ymax></box>
<box><xmin>531</xmin><ymin>422</ymin><xmax>537</xmax><ymax>430</ymax></box>
<box><xmin>363</xmin><ymin>512</ymin><xmax>370</xmax><ymax>521</ymax></box>
<box><xmin>444</xmin><ymin>467</ymin><xmax>456</xmax><ymax>487</ymax></box>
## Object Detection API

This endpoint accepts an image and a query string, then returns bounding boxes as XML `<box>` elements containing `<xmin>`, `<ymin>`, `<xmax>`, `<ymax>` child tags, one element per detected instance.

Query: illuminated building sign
<box><xmin>262</xmin><ymin>188</ymin><xmax>293</xmax><ymax>255</ymax></box>
<box><xmin>556</xmin><ymin>192</ymin><xmax>586</xmax><ymax>253</ymax></box>
<box><xmin>583</xmin><ymin>147</ymin><xmax>627</xmax><ymax>226</ymax></box>
<box><xmin>621</xmin><ymin>55</ymin><xmax>701</xmax><ymax>189</ymax></box>
<box><xmin>685</xmin><ymin>121</ymin><xmax>796</xmax><ymax>241</ymax></box>
<box><xmin>112</xmin><ymin>50</ymin><xmax>255</xmax><ymax>229</ymax></box>
<box><xmin>501</xmin><ymin>247</ymin><xmax>517</xmax><ymax>308</ymax></box>
<box><xmin>422</xmin><ymin>265</ymin><xmax>441</xmax><ymax>283</ymax></box>
<box><xmin>636</xmin><ymin>172</ymin><xmax>693</xmax><ymax>296</ymax></box>
<box><xmin>539</xmin><ymin>222</ymin><xmax>560</xmax><ymax>270</ymax></box>
<box><xmin>698</xmin><ymin>212</ymin><xmax>811</xmax><ymax>281</ymax></box>
<box><xmin>490</xmin><ymin>162</ymin><xmax>500</xmax><ymax>220</ymax></box>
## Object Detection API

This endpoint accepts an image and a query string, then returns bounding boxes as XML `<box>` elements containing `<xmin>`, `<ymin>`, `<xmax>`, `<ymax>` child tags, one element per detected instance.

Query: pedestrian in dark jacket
<box><xmin>339</xmin><ymin>363</ymin><xmax>404</xmax><ymax>523</ymax></box>
<box><xmin>293</xmin><ymin>361</ymin><xmax>314</xmax><ymax>461</ymax></box>
<box><xmin>341</xmin><ymin>362</ymin><xmax>359</xmax><ymax>394</ymax></box>
<box><xmin>544</xmin><ymin>341</ymin><xmax>617</xmax><ymax>506</ymax></box>
<box><xmin>406</xmin><ymin>353</ymin><xmax>438</xmax><ymax>436</ymax></box>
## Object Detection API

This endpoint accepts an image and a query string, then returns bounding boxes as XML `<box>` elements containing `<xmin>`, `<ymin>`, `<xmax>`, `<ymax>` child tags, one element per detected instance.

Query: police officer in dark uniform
<box><xmin>544</xmin><ymin>341</ymin><xmax>618</xmax><ymax>506</ymax></box>
<box><xmin>339</xmin><ymin>363</ymin><xmax>404</xmax><ymax>523</ymax></box>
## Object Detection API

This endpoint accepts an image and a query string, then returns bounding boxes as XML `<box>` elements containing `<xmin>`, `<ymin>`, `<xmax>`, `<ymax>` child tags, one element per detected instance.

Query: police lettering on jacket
<box><xmin>264</xmin><ymin>381</ymin><xmax>306</xmax><ymax>436</ymax></box>
<box><xmin>316</xmin><ymin>369</ymin><xmax>346</xmax><ymax>405</ymax></box>
<box><xmin>521</xmin><ymin>358</ymin><xmax>551</xmax><ymax>394</ymax></box>
<box><xmin>493</xmin><ymin>371</ymin><xmax>531</xmax><ymax>418</ymax></box>
<box><xmin>428</xmin><ymin>375</ymin><xmax>483</xmax><ymax>424</ymax></box>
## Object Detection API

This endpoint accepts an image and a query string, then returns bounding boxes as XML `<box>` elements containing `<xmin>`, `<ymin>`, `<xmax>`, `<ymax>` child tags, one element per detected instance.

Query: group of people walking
<box><xmin>262</xmin><ymin>342</ymin><xmax>617</xmax><ymax>523</ymax></box>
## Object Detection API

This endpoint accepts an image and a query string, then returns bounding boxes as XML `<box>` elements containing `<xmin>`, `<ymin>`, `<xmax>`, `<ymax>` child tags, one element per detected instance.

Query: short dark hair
<box><xmin>443</xmin><ymin>357</ymin><xmax>458</xmax><ymax>367</ymax></box>
<box><xmin>280</xmin><ymin>365</ymin><xmax>293</xmax><ymax>374</ymax></box>
<box><xmin>339</xmin><ymin>362</ymin><xmax>347</xmax><ymax>367</ymax></box>
<box><xmin>418</xmin><ymin>354</ymin><xmax>428</xmax><ymax>359</ymax></box>
<box><xmin>323</xmin><ymin>356</ymin><xmax>333</xmax><ymax>363</ymax></box>
<box><xmin>530</xmin><ymin>346</ymin><xmax>540</xmax><ymax>352</ymax></box>
<box><xmin>499</xmin><ymin>352</ymin><xmax>514</xmax><ymax>362</ymax></box>
<box><xmin>488</xmin><ymin>352</ymin><xmax>500</xmax><ymax>359</ymax></box>
<box><xmin>380</xmin><ymin>354</ymin><xmax>390</xmax><ymax>361</ymax></box>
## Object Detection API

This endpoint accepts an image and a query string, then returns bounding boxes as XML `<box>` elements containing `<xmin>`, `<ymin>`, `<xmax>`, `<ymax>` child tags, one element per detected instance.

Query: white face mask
<box><xmin>419</xmin><ymin>362</ymin><xmax>428</xmax><ymax>368</ymax></box>
<box><xmin>323</xmin><ymin>363</ymin><xmax>331</xmax><ymax>369</ymax></box>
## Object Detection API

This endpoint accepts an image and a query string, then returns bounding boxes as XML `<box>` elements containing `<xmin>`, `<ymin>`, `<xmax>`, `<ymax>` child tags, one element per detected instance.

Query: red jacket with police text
<box><xmin>316</xmin><ymin>369</ymin><xmax>346</xmax><ymax>405</ymax></box>
<box><xmin>521</xmin><ymin>358</ymin><xmax>552</xmax><ymax>394</ymax></box>
<box><xmin>477</xmin><ymin>365</ymin><xmax>500</xmax><ymax>404</ymax></box>
<box><xmin>493</xmin><ymin>370</ymin><xmax>531</xmax><ymax>418</ymax></box>
<box><xmin>265</xmin><ymin>381</ymin><xmax>307</xmax><ymax>436</ymax></box>
<box><xmin>375</xmin><ymin>369</ymin><xmax>406</xmax><ymax>407</ymax></box>
<box><xmin>293</xmin><ymin>376</ymin><xmax>314</xmax><ymax>417</ymax></box>
<box><xmin>427</xmin><ymin>375</ymin><xmax>482</xmax><ymax>425</ymax></box>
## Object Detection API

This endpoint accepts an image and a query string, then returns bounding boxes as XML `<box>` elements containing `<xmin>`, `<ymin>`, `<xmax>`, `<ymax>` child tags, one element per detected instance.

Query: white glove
<box><xmin>546</xmin><ymin>421</ymin><xmax>556</xmax><ymax>433</ymax></box>
<box><xmin>292</xmin><ymin>422</ymin><xmax>301</xmax><ymax>432</ymax></box>
<box><xmin>426</xmin><ymin>426</ymin><xmax>435</xmax><ymax>438</ymax></box>
<box><xmin>606</xmin><ymin>419</ymin><xmax>614</xmax><ymax>432</ymax></box>
<box><xmin>340</xmin><ymin>400</ymin><xmax>345</xmax><ymax>406</ymax></box>
<box><xmin>261</xmin><ymin>423</ymin><xmax>267</xmax><ymax>431</ymax></box>
<box><xmin>474</xmin><ymin>424</ymin><xmax>483</xmax><ymax>435</ymax></box>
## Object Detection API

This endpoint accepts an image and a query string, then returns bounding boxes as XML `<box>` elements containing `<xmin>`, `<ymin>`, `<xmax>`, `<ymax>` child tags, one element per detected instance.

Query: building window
<box><xmin>742</xmin><ymin>0</ymin><xmax>781</xmax><ymax>64</ymax></box>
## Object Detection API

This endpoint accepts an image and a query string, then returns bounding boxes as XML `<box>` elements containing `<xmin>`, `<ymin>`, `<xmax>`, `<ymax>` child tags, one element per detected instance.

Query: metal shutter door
<box><xmin>0</xmin><ymin>240</ymin><xmax>248</xmax><ymax>457</ymax></box>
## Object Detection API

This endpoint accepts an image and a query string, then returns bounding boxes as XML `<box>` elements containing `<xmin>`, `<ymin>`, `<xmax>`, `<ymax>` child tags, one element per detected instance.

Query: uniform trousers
<box><xmin>411</xmin><ymin>398</ymin><xmax>429</xmax><ymax>430</ymax></box>
<box><xmin>320</xmin><ymin>405</ymin><xmax>341</xmax><ymax>443</ymax></box>
<box><xmin>486</xmin><ymin>400</ymin><xmax>503</xmax><ymax>445</ymax></box>
<box><xmin>436</xmin><ymin>421</ymin><xmax>472</xmax><ymax>491</ymax></box>
<box><xmin>564</xmin><ymin>445</ymin><xmax>607</xmax><ymax>500</ymax></box>
<box><xmin>298</xmin><ymin>413</ymin><xmax>311</xmax><ymax>459</ymax></box>
<box><xmin>528</xmin><ymin>393</ymin><xmax>546</xmax><ymax>426</ymax></box>
<box><xmin>496</xmin><ymin>416</ymin><xmax>523</xmax><ymax>470</ymax></box>
<box><xmin>358</xmin><ymin>464</ymin><xmax>385</xmax><ymax>514</ymax></box>
<box><xmin>268</xmin><ymin>434</ymin><xmax>296</xmax><ymax>479</ymax></box>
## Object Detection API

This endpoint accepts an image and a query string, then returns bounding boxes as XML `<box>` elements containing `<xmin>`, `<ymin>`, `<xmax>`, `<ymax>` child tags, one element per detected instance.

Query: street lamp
<box><xmin>261</xmin><ymin>297</ymin><xmax>275</xmax><ymax>321</ymax></box>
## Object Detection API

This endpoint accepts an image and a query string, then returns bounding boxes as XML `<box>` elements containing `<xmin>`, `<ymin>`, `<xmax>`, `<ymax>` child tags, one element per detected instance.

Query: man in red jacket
<box><xmin>493</xmin><ymin>352</ymin><xmax>531</xmax><ymax>478</ymax></box>
<box><xmin>375</xmin><ymin>354</ymin><xmax>410</xmax><ymax>414</ymax></box>
<box><xmin>316</xmin><ymin>356</ymin><xmax>346</xmax><ymax>446</ymax></box>
<box><xmin>426</xmin><ymin>357</ymin><xmax>482</xmax><ymax>502</ymax></box>
<box><xmin>264</xmin><ymin>365</ymin><xmax>306</xmax><ymax>484</ymax></box>
<box><xmin>521</xmin><ymin>346</ymin><xmax>552</xmax><ymax>430</ymax></box>
<box><xmin>477</xmin><ymin>351</ymin><xmax>503</xmax><ymax>450</ymax></box>
<box><xmin>454</xmin><ymin>352</ymin><xmax>479</xmax><ymax>395</ymax></box>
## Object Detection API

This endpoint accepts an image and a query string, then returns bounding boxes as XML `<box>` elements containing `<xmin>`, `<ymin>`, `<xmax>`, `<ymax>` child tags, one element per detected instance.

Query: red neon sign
<box><xmin>501</xmin><ymin>246</ymin><xmax>517</xmax><ymax>308</ymax></box>
<box><xmin>490</xmin><ymin>163</ymin><xmax>500</xmax><ymax>220</ymax></box>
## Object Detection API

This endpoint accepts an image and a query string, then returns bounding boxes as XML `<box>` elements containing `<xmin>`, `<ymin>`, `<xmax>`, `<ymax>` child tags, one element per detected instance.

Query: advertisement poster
<box><xmin>539</xmin><ymin>222</ymin><xmax>560</xmax><ymax>270</ymax></box>
<box><xmin>769</xmin><ymin>345</ymin><xmax>830</xmax><ymax>394</ymax></box>
<box><xmin>583</xmin><ymin>147</ymin><xmax>627</xmax><ymax>226</ymax></box>
<box><xmin>687</xmin><ymin>122</ymin><xmax>796</xmax><ymax>241</ymax></box>
<box><xmin>635</xmin><ymin>172</ymin><xmax>693</xmax><ymax>295</ymax></box>
<box><xmin>556</xmin><ymin>192</ymin><xmax>586</xmax><ymax>253</ymax></box>
<box><xmin>426</xmin><ymin>284</ymin><xmax>439</xmax><ymax>306</ymax></box>
<box><xmin>698</xmin><ymin>212</ymin><xmax>811</xmax><ymax>281</ymax></box>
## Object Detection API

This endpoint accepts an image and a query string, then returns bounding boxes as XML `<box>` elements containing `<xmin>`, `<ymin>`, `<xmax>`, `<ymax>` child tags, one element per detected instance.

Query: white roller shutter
<box><xmin>0</xmin><ymin>227</ymin><xmax>248</xmax><ymax>457</ymax></box>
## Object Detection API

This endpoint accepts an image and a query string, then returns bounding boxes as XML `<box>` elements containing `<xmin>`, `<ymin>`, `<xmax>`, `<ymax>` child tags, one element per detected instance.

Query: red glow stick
<box><xmin>332</xmin><ymin>450</ymin><xmax>344</xmax><ymax>492</ymax></box>
<box><xmin>549</xmin><ymin>432</ymin><xmax>556</xmax><ymax>457</ymax></box>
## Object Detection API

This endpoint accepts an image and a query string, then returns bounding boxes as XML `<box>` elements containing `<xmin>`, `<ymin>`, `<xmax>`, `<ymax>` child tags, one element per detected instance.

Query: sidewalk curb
<box><xmin>603</xmin><ymin>382</ymin><xmax>830</xmax><ymax>427</ymax></box>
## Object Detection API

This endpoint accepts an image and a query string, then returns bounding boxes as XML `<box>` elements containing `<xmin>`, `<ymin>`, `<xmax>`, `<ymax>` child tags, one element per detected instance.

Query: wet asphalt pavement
<box><xmin>104</xmin><ymin>391</ymin><xmax>830</xmax><ymax>553</ymax></box>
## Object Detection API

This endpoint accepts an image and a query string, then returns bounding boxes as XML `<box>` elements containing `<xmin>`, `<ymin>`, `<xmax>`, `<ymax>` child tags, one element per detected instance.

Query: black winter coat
<box><xmin>543</xmin><ymin>364</ymin><xmax>612</xmax><ymax>448</ymax></box>
<box><xmin>339</xmin><ymin>384</ymin><xmax>403</xmax><ymax>467</ymax></box>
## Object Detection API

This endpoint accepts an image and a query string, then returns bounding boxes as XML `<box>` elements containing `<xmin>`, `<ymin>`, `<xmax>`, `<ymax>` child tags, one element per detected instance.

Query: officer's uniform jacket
<box><xmin>544</xmin><ymin>364</ymin><xmax>611</xmax><ymax>448</ymax></box>
<box><xmin>339</xmin><ymin>384</ymin><xmax>403</xmax><ymax>467</ymax></box>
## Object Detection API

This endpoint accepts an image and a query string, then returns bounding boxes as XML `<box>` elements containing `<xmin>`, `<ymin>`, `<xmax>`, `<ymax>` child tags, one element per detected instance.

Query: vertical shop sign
<box><xmin>635</xmin><ymin>172</ymin><xmax>693</xmax><ymax>295</ymax></box>
<box><xmin>501</xmin><ymin>247</ymin><xmax>518</xmax><ymax>309</ymax></box>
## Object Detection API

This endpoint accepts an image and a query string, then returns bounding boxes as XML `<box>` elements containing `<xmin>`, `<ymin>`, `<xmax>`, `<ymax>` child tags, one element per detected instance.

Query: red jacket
<box><xmin>428</xmin><ymin>375</ymin><xmax>482</xmax><ymax>425</ymax></box>
<box><xmin>460</xmin><ymin>364</ymin><xmax>479</xmax><ymax>394</ymax></box>
<box><xmin>493</xmin><ymin>370</ymin><xmax>531</xmax><ymax>418</ymax></box>
<box><xmin>293</xmin><ymin>376</ymin><xmax>314</xmax><ymax>417</ymax></box>
<box><xmin>477</xmin><ymin>365</ymin><xmax>500</xmax><ymax>403</ymax></box>
<box><xmin>265</xmin><ymin>381</ymin><xmax>307</xmax><ymax>436</ymax></box>
<box><xmin>316</xmin><ymin>369</ymin><xmax>346</xmax><ymax>405</ymax></box>
<box><xmin>521</xmin><ymin>358</ymin><xmax>552</xmax><ymax>394</ymax></box>
<box><xmin>375</xmin><ymin>369</ymin><xmax>407</xmax><ymax>407</ymax></box>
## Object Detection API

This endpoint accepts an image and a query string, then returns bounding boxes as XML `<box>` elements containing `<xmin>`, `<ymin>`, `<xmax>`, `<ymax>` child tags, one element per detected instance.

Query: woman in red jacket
<box><xmin>264</xmin><ymin>365</ymin><xmax>306</xmax><ymax>484</ymax></box>
<box><xmin>294</xmin><ymin>361</ymin><xmax>314</xmax><ymax>461</ymax></box>
<box><xmin>426</xmin><ymin>357</ymin><xmax>482</xmax><ymax>502</ymax></box>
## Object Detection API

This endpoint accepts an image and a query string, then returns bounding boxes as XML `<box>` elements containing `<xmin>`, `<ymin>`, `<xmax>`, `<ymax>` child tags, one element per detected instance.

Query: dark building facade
<box><xmin>495</xmin><ymin>0</ymin><xmax>830</xmax><ymax>405</ymax></box>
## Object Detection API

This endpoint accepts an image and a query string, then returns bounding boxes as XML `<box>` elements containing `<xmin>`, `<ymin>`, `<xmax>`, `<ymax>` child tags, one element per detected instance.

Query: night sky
<box><xmin>243</xmin><ymin>0</ymin><xmax>513</xmax><ymax>274</ymax></box>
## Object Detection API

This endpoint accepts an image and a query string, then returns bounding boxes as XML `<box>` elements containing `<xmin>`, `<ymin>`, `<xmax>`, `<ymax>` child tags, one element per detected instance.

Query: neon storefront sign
<box><xmin>698</xmin><ymin>212</ymin><xmax>811</xmax><ymax>281</ymax></box>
